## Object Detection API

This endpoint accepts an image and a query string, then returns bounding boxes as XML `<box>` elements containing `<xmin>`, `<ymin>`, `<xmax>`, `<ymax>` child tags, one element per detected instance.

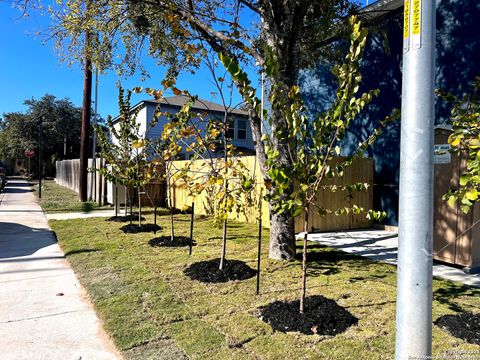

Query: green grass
<box><xmin>49</xmin><ymin>214</ymin><xmax>480</xmax><ymax>359</ymax></box>
<box><xmin>32</xmin><ymin>180</ymin><xmax>111</xmax><ymax>213</ymax></box>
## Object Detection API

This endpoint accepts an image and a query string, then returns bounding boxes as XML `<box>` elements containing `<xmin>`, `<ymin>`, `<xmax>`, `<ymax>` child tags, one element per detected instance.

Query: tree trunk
<box><xmin>129</xmin><ymin>188</ymin><xmax>133</xmax><ymax>226</ymax></box>
<box><xmin>248</xmin><ymin>108</ymin><xmax>296</xmax><ymax>261</ymax></box>
<box><xmin>138</xmin><ymin>186</ymin><xmax>142</xmax><ymax>227</ymax></box>
<box><xmin>219</xmin><ymin>218</ymin><xmax>227</xmax><ymax>270</ymax></box>
<box><xmin>299</xmin><ymin>205</ymin><xmax>309</xmax><ymax>314</ymax></box>
<box><xmin>268</xmin><ymin>209</ymin><xmax>296</xmax><ymax>260</ymax></box>
<box><xmin>124</xmin><ymin>185</ymin><xmax>128</xmax><ymax>216</ymax></box>
<box><xmin>167</xmin><ymin>170</ymin><xmax>175</xmax><ymax>241</ymax></box>
<box><xmin>219</xmin><ymin>133</ymin><xmax>229</xmax><ymax>270</ymax></box>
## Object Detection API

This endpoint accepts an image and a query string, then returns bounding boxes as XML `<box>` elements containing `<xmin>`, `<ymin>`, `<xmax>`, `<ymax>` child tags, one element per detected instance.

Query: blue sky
<box><xmin>0</xmin><ymin>1</ymin><xmax>252</xmax><ymax>120</ymax></box>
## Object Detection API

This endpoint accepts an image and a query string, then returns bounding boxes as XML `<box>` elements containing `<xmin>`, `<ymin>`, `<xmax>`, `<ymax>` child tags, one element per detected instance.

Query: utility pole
<box><xmin>91</xmin><ymin>68</ymin><xmax>99</xmax><ymax>202</ymax></box>
<box><xmin>38</xmin><ymin>116</ymin><xmax>43</xmax><ymax>199</ymax></box>
<box><xmin>395</xmin><ymin>1</ymin><xmax>436</xmax><ymax>359</ymax></box>
<box><xmin>79</xmin><ymin>1</ymin><xmax>92</xmax><ymax>202</ymax></box>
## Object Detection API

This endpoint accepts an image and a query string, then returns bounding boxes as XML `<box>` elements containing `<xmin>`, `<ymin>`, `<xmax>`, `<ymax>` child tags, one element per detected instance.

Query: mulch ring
<box><xmin>148</xmin><ymin>235</ymin><xmax>196</xmax><ymax>247</ymax></box>
<box><xmin>120</xmin><ymin>224</ymin><xmax>162</xmax><ymax>234</ymax></box>
<box><xmin>435</xmin><ymin>312</ymin><xmax>480</xmax><ymax>345</ymax></box>
<box><xmin>184</xmin><ymin>258</ymin><xmax>256</xmax><ymax>283</ymax></box>
<box><xmin>106</xmin><ymin>215</ymin><xmax>146</xmax><ymax>222</ymax></box>
<box><xmin>258</xmin><ymin>295</ymin><xmax>358</xmax><ymax>336</ymax></box>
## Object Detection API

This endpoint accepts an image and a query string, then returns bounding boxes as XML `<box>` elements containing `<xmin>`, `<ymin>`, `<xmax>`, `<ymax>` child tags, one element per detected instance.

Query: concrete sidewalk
<box><xmin>0</xmin><ymin>180</ymin><xmax>120</xmax><ymax>360</ymax></box>
<box><xmin>307</xmin><ymin>229</ymin><xmax>480</xmax><ymax>288</ymax></box>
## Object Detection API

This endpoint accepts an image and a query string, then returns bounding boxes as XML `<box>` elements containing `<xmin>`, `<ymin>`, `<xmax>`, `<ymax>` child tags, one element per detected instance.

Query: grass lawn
<box><xmin>50</xmin><ymin>214</ymin><xmax>480</xmax><ymax>359</ymax></box>
<box><xmin>32</xmin><ymin>180</ymin><xmax>112</xmax><ymax>213</ymax></box>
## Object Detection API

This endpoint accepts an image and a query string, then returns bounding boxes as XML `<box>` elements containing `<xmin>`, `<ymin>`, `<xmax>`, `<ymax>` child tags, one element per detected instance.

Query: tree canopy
<box><xmin>0</xmin><ymin>94</ymin><xmax>88</xmax><ymax>176</ymax></box>
<box><xmin>21</xmin><ymin>0</ymin><xmax>370</xmax><ymax>260</ymax></box>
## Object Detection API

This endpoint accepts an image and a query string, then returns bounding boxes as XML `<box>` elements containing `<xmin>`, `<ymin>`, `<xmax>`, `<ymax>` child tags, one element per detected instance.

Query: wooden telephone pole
<box><xmin>79</xmin><ymin>2</ymin><xmax>92</xmax><ymax>202</ymax></box>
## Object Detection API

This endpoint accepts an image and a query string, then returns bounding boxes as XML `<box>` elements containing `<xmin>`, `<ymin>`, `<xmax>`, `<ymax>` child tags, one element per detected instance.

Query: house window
<box><xmin>226</xmin><ymin>118</ymin><xmax>234</xmax><ymax>139</ymax></box>
<box><xmin>237</xmin><ymin>119</ymin><xmax>247</xmax><ymax>140</ymax></box>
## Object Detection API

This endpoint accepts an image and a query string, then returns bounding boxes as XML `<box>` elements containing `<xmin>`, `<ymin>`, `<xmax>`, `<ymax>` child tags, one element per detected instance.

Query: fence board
<box><xmin>55</xmin><ymin>158</ymin><xmax>106</xmax><ymax>204</ymax></box>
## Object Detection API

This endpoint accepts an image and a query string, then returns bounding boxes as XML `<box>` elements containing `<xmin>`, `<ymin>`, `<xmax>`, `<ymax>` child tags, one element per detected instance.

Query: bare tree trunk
<box><xmin>269</xmin><ymin>210</ymin><xmax>296</xmax><ymax>260</ymax></box>
<box><xmin>299</xmin><ymin>205</ymin><xmax>309</xmax><ymax>314</ymax></box>
<box><xmin>167</xmin><ymin>168</ymin><xmax>175</xmax><ymax>241</ymax></box>
<box><xmin>219</xmin><ymin>217</ymin><xmax>227</xmax><ymax>270</ymax></box>
<box><xmin>129</xmin><ymin>188</ymin><xmax>133</xmax><ymax>226</ymax></box>
<box><xmin>219</xmin><ymin>123</ymin><xmax>229</xmax><ymax>270</ymax></box>
<box><xmin>138</xmin><ymin>186</ymin><xmax>142</xmax><ymax>227</ymax></box>
<box><xmin>114</xmin><ymin>184</ymin><xmax>118</xmax><ymax>217</ymax></box>
<box><xmin>124</xmin><ymin>185</ymin><xmax>128</xmax><ymax>216</ymax></box>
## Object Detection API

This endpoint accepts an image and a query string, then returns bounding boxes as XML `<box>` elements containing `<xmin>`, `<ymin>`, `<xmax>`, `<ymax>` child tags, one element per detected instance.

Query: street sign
<box><xmin>25</xmin><ymin>150</ymin><xmax>35</xmax><ymax>158</ymax></box>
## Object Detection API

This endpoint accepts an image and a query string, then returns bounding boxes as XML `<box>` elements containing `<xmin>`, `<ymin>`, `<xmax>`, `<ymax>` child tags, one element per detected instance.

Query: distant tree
<box><xmin>0</xmin><ymin>94</ymin><xmax>84</xmax><ymax>176</ymax></box>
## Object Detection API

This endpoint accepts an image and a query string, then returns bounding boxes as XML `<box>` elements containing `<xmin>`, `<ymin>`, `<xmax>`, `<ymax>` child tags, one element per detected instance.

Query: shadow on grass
<box><xmin>64</xmin><ymin>248</ymin><xmax>99</xmax><ymax>257</ymax></box>
<box><xmin>434</xmin><ymin>283</ymin><xmax>480</xmax><ymax>312</ymax></box>
<box><xmin>294</xmin><ymin>245</ymin><xmax>394</xmax><ymax>278</ymax></box>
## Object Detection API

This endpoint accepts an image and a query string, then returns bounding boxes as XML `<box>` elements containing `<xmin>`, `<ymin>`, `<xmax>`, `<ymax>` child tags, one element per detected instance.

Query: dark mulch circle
<box><xmin>435</xmin><ymin>313</ymin><xmax>480</xmax><ymax>345</ymax></box>
<box><xmin>148</xmin><ymin>236</ymin><xmax>196</xmax><ymax>247</ymax></box>
<box><xmin>184</xmin><ymin>258</ymin><xmax>256</xmax><ymax>283</ymax></box>
<box><xmin>106</xmin><ymin>215</ymin><xmax>146</xmax><ymax>222</ymax></box>
<box><xmin>258</xmin><ymin>295</ymin><xmax>358</xmax><ymax>336</ymax></box>
<box><xmin>120</xmin><ymin>224</ymin><xmax>162</xmax><ymax>233</ymax></box>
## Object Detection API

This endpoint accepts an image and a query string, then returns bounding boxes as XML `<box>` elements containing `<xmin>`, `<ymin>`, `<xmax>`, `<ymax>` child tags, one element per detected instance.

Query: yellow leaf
<box><xmin>465</xmin><ymin>188</ymin><xmax>478</xmax><ymax>201</ymax></box>
<box><xmin>447</xmin><ymin>195</ymin><xmax>456</xmax><ymax>208</ymax></box>
<box><xmin>449</xmin><ymin>136</ymin><xmax>461</xmax><ymax>147</ymax></box>
<box><xmin>132</xmin><ymin>139</ymin><xmax>145</xmax><ymax>149</ymax></box>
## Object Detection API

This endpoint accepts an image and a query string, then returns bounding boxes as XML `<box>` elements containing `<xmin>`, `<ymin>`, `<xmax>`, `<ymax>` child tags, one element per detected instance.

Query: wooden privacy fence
<box><xmin>171</xmin><ymin>156</ymin><xmax>374</xmax><ymax>232</ymax></box>
<box><xmin>55</xmin><ymin>158</ymin><xmax>107</xmax><ymax>204</ymax></box>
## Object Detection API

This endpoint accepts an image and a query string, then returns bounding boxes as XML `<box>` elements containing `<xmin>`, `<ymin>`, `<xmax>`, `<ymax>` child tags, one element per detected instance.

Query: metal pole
<box><xmin>395</xmin><ymin>1</ymin><xmax>436</xmax><ymax>359</ymax></box>
<box><xmin>256</xmin><ymin>216</ymin><xmax>262</xmax><ymax>295</ymax></box>
<box><xmin>38</xmin><ymin>116</ymin><xmax>43</xmax><ymax>199</ymax></box>
<box><xmin>189</xmin><ymin>202</ymin><xmax>194</xmax><ymax>256</ymax></box>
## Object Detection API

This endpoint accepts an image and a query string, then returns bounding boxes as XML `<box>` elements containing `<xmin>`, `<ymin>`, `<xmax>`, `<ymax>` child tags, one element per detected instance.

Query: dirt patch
<box><xmin>258</xmin><ymin>295</ymin><xmax>358</xmax><ymax>335</ymax></box>
<box><xmin>120</xmin><ymin>224</ymin><xmax>162</xmax><ymax>233</ymax></box>
<box><xmin>435</xmin><ymin>313</ymin><xmax>480</xmax><ymax>345</ymax></box>
<box><xmin>184</xmin><ymin>258</ymin><xmax>256</xmax><ymax>283</ymax></box>
<box><xmin>148</xmin><ymin>236</ymin><xmax>196</xmax><ymax>247</ymax></box>
<box><xmin>106</xmin><ymin>215</ymin><xmax>146</xmax><ymax>222</ymax></box>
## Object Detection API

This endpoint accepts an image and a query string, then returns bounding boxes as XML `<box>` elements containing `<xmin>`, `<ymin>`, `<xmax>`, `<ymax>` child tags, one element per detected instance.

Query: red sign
<box><xmin>25</xmin><ymin>150</ymin><xmax>35</xmax><ymax>158</ymax></box>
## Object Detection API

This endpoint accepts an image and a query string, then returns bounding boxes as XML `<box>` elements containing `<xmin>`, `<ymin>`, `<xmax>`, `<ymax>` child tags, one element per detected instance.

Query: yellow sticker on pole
<box><xmin>403</xmin><ymin>0</ymin><xmax>410</xmax><ymax>52</ymax></box>
<box><xmin>404</xmin><ymin>0</ymin><xmax>410</xmax><ymax>39</ymax></box>
<box><xmin>411</xmin><ymin>0</ymin><xmax>422</xmax><ymax>49</ymax></box>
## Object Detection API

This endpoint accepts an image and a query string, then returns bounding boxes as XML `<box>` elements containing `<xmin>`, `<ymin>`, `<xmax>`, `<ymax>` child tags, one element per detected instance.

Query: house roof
<box><xmin>112</xmin><ymin>95</ymin><xmax>249</xmax><ymax>123</ymax></box>
<box><xmin>359</xmin><ymin>0</ymin><xmax>404</xmax><ymax>22</ymax></box>
<box><xmin>143</xmin><ymin>95</ymin><xmax>249</xmax><ymax>117</ymax></box>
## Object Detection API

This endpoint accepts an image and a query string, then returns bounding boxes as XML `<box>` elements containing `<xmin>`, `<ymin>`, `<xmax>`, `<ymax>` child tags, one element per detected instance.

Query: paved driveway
<box><xmin>307</xmin><ymin>229</ymin><xmax>480</xmax><ymax>288</ymax></box>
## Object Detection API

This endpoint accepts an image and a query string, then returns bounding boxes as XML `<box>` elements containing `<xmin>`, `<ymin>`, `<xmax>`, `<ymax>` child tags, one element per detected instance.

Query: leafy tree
<box><xmin>0</xmin><ymin>94</ymin><xmax>83</xmax><ymax>176</ymax></box>
<box><xmin>95</xmin><ymin>88</ymin><xmax>158</xmax><ymax>225</ymax></box>
<box><xmin>259</xmin><ymin>17</ymin><xmax>396</xmax><ymax>312</ymax></box>
<box><xmin>167</xmin><ymin>94</ymin><xmax>258</xmax><ymax>270</ymax></box>
<box><xmin>441</xmin><ymin>76</ymin><xmax>480</xmax><ymax>214</ymax></box>
<box><xmin>24</xmin><ymin>0</ymin><xmax>360</xmax><ymax>261</ymax></box>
